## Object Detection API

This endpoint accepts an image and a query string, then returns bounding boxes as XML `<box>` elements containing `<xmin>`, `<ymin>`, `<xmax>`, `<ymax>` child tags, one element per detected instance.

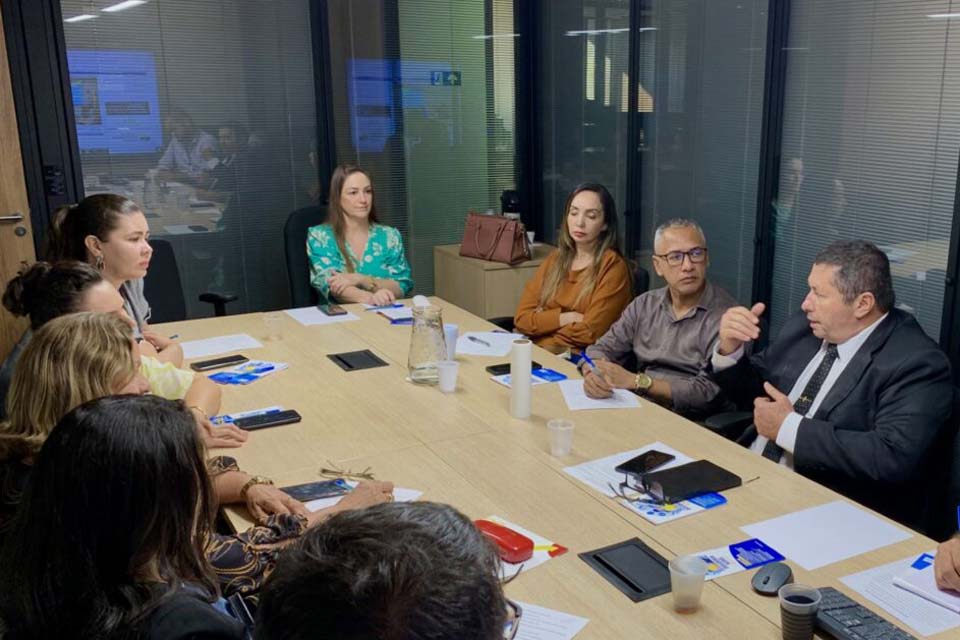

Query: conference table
<box><xmin>158</xmin><ymin>298</ymin><xmax>955</xmax><ymax>639</ymax></box>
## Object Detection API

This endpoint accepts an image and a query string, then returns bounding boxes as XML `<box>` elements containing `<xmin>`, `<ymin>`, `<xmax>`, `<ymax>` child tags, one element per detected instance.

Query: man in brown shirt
<box><xmin>583</xmin><ymin>219</ymin><xmax>737</xmax><ymax>418</ymax></box>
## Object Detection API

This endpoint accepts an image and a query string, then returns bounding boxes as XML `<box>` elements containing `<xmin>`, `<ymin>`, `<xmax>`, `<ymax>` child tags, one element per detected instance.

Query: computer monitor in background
<box><xmin>67</xmin><ymin>50</ymin><xmax>162</xmax><ymax>156</ymax></box>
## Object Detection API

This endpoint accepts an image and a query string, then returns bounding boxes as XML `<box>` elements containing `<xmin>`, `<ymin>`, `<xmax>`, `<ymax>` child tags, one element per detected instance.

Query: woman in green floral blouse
<box><xmin>306</xmin><ymin>165</ymin><xmax>414</xmax><ymax>304</ymax></box>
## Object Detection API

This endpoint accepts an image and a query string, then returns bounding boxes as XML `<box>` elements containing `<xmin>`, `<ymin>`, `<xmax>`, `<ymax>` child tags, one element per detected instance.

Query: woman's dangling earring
<box><xmin>95</xmin><ymin>255</ymin><xmax>104</xmax><ymax>271</ymax></box>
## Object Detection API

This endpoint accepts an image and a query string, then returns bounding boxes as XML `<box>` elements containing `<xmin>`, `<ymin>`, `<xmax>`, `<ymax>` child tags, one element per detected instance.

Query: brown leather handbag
<box><xmin>458</xmin><ymin>212</ymin><xmax>531</xmax><ymax>265</ymax></box>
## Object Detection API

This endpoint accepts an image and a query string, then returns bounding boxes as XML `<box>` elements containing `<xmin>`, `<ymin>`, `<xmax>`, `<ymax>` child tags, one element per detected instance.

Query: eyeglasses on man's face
<box><xmin>654</xmin><ymin>247</ymin><xmax>708</xmax><ymax>267</ymax></box>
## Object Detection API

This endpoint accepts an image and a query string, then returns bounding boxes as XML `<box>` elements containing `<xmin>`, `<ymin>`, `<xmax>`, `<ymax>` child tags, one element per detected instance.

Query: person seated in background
<box><xmin>581</xmin><ymin>218</ymin><xmax>736</xmax><ymax>419</ymax></box>
<box><xmin>0</xmin><ymin>260</ymin><xmax>243</xmax><ymax>448</ymax></box>
<box><xmin>307</xmin><ymin>164</ymin><xmax>413</xmax><ymax>305</ymax></box>
<box><xmin>202</xmin><ymin>121</ymin><xmax>255</xmax><ymax>195</ymax></box>
<box><xmin>254</xmin><ymin>501</ymin><xmax>511</xmax><ymax>640</ymax></box>
<box><xmin>43</xmin><ymin>193</ymin><xmax>181</xmax><ymax>364</ymax></box>
<box><xmin>936</xmin><ymin>535</ymin><xmax>960</xmax><ymax>592</ymax></box>
<box><xmin>157</xmin><ymin>107</ymin><xmax>217</xmax><ymax>183</ymax></box>
<box><xmin>711</xmin><ymin>240</ymin><xmax>951</xmax><ymax>526</ymax></box>
<box><xmin>513</xmin><ymin>183</ymin><xmax>632</xmax><ymax>354</ymax></box>
<box><xmin>0</xmin><ymin>395</ymin><xmax>246</xmax><ymax>639</ymax></box>
<box><xmin>0</xmin><ymin>312</ymin><xmax>395</xmax><ymax>595</ymax></box>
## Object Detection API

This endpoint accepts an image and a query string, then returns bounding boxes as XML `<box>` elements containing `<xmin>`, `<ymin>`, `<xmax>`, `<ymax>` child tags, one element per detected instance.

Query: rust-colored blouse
<box><xmin>513</xmin><ymin>248</ymin><xmax>632</xmax><ymax>351</ymax></box>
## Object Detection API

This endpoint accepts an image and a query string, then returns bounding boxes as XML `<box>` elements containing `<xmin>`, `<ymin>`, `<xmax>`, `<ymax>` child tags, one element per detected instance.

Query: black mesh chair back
<box><xmin>284</xmin><ymin>206</ymin><xmax>325</xmax><ymax>308</ymax></box>
<box><xmin>143</xmin><ymin>238</ymin><xmax>187</xmax><ymax>323</ymax></box>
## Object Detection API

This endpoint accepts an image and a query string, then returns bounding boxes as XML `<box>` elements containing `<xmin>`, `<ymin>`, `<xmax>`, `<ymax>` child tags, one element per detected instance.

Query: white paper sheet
<box><xmin>741</xmin><ymin>500</ymin><xmax>912</xmax><ymax>570</ymax></box>
<box><xmin>305</xmin><ymin>483</ymin><xmax>422</xmax><ymax>512</ymax></box>
<box><xmin>181</xmin><ymin>334</ymin><xmax>263</xmax><ymax>359</ymax></box>
<box><xmin>514</xmin><ymin>602</ymin><xmax>589</xmax><ymax>640</ymax></box>
<box><xmin>456</xmin><ymin>332</ymin><xmax>526</xmax><ymax>356</ymax></box>
<box><xmin>486</xmin><ymin>516</ymin><xmax>568</xmax><ymax>575</ymax></box>
<box><xmin>563</xmin><ymin>442</ymin><xmax>693</xmax><ymax>497</ymax></box>
<box><xmin>557</xmin><ymin>379</ymin><xmax>640</xmax><ymax>411</ymax></box>
<box><xmin>283</xmin><ymin>306</ymin><xmax>359</xmax><ymax>326</ymax></box>
<box><xmin>842</xmin><ymin>554</ymin><xmax>960</xmax><ymax>637</ymax></box>
<box><xmin>894</xmin><ymin>562</ymin><xmax>960</xmax><ymax>614</ymax></box>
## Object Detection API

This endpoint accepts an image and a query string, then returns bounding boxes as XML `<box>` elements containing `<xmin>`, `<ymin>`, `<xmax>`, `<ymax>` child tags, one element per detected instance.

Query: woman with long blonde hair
<box><xmin>0</xmin><ymin>312</ymin><xmax>393</xmax><ymax>595</ymax></box>
<box><xmin>513</xmin><ymin>183</ymin><xmax>632</xmax><ymax>352</ymax></box>
<box><xmin>306</xmin><ymin>164</ymin><xmax>413</xmax><ymax>305</ymax></box>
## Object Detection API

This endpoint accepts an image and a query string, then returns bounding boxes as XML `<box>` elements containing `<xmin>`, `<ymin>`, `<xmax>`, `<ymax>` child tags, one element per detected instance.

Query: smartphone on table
<box><xmin>485</xmin><ymin>361</ymin><xmax>543</xmax><ymax>376</ymax></box>
<box><xmin>281</xmin><ymin>478</ymin><xmax>351</xmax><ymax>501</ymax></box>
<box><xmin>233</xmin><ymin>409</ymin><xmax>302</xmax><ymax>431</ymax></box>
<box><xmin>614</xmin><ymin>450</ymin><xmax>676</xmax><ymax>476</ymax></box>
<box><xmin>189</xmin><ymin>354</ymin><xmax>249</xmax><ymax>372</ymax></box>
<box><xmin>318</xmin><ymin>303</ymin><xmax>347</xmax><ymax>316</ymax></box>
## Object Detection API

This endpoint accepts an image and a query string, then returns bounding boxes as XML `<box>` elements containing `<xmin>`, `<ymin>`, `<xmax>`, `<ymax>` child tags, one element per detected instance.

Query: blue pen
<box><xmin>366</xmin><ymin>303</ymin><xmax>404</xmax><ymax>311</ymax></box>
<box><xmin>580</xmin><ymin>352</ymin><xmax>608</xmax><ymax>383</ymax></box>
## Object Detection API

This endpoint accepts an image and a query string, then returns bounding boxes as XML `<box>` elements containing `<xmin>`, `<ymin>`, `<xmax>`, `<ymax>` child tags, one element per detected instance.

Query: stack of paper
<box><xmin>893</xmin><ymin>560</ymin><xmax>960</xmax><ymax>613</ymax></box>
<box><xmin>842</xmin><ymin>555</ymin><xmax>960</xmax><ymax>637</ymax></box>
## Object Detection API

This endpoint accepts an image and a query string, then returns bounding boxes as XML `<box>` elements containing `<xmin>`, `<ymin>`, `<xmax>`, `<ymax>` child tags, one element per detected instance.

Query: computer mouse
<box><xmin>751</xmin><ymin>562</ymin><xmax>793</xmax><ymax>596</ymax></box>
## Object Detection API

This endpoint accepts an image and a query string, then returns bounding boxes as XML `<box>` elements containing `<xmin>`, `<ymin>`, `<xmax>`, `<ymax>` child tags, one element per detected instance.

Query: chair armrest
<box><xmin>487</xmin><ymin>316</ymin><xmax>515</xmax><ymax>332</ymax></box>
<box><xmin>701</xmin><ymin>411</ymin><xmax>752</xmax><ymax>440</ymax></box>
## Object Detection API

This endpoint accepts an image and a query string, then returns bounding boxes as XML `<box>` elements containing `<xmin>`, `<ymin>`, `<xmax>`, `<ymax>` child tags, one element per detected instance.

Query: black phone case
<box><xmin>189</xmin><ymin>355</ymin><xmax>249</xmax><ymax>371</ymax></box>
<box><xmin>485</xmin><ymin>361</ymin><xmax>542</xmax><ymax>376</ymax></box>
<box><xmin>234</xmin><ymin>410</ymin><xmax>302</xmax><ymax>431</ymax></box>
<box><xmin>327</xmin><ymin>350</ymin><xmax>388</xmax><ymax>371</ymax></box>
<box><xmin>642</xmin><ymin>460</ymin><xmax>742</xmax><ymax>503</ymax></box>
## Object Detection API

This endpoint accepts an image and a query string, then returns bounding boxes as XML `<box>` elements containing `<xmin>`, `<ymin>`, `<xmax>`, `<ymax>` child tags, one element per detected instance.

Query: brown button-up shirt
<box><xmin>586</xmin><ymin>281</ymin><xmax>737</xmax><ymax>417</ymax></box>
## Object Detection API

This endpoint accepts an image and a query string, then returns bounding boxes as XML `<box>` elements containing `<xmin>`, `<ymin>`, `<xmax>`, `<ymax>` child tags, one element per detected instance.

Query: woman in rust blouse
<box><xmin>513</xmin><ymin>183</ymin><xmax>632</xmax><ymax>352</ymax></box>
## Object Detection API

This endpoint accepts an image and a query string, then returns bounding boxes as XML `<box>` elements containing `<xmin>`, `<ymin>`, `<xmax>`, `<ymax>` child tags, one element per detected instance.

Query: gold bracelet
<box><xmin>367</xmin><ymin>277</ymin><xmax>378</xmax><ymax>291</ymax></box>
<box><xmin>188</xmin><ymin>405</ymin><xmax>208</xmax><ymax>419</ymax></box>
<box><xmin>239</xmin><ymin>475</ymin><xmax>274</xmax><ymax>501</ymax></box>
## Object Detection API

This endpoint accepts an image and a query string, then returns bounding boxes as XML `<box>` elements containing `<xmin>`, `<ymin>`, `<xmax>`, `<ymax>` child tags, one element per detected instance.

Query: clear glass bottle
<box><xmin>408</xmin><ymin>305</ymin><xmax>447</xmax><ymax>384</ymax></box>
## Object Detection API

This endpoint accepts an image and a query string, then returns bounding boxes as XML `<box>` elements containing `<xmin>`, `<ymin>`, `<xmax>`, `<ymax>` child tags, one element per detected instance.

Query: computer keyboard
<box><xmin>815</xmin><ymin>587</ymin><xmax>916</xmax><ymax>640</ymax></box>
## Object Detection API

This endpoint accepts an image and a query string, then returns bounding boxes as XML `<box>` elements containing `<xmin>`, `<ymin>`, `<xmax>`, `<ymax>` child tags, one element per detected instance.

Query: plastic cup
<box><xmin>526</xmin><ymin>230</ymin><xmax>535</xmax><ymax>244</ymax></box>
<box><xmin>444</xmin><ymin>323</ymin><xmax>459</xmax><ymax>359</ymax></box>
<box><xmin>437</xmin><ymin>360</ymin><xmax>459</xmax><ymax>393</ymax></box>
<box><xmin>546</xmin><ymin>419</ymin><xmax>574</xmax><ymax>456</ymax></box>
<box><xmin>669</xmin><ymin>555</ymin><xmax>707</xmax><ymax>612</ymax></box>
<box><xmin>778</xmin><ymin>584</ymin><xmax>821</xmax><ymax>640</ymax></box>
<box><xmin>263</xmin><ymin>312</ymin><xmax>284</xmax><ymax>341</ymax></box>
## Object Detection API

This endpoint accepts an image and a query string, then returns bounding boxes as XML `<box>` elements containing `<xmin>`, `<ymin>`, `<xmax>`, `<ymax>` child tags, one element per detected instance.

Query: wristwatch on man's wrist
<box><xmin>634</xmin><ymin>372</ymin><xmax>653</xmax><ymax>393</ymax></box>
<box><xmin>239</xmin><ymin>475</ymin><xmax>274</xmax><ymax>501</ymax></box>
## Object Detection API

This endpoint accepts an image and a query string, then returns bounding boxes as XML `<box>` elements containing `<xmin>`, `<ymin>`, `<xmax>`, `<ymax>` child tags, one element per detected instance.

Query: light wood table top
<box><xmin>157</xmin><ymin>299</ymin><xmax>951</xmax><ymax>639</ymax></box>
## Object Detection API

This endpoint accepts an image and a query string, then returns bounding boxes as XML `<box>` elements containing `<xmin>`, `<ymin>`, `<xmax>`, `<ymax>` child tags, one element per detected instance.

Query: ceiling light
<box><xmin>101</xmin><ymin>0</ymin><xmax>148</xmax><ymax>13</ymax></box>
<box><xmin>64</xmin><ymin>14</ymin><xmax>97</xmax><ymax>22</ymax></box>
<box><xmin>927</xmin><ymin>13</ymin><xmax>960</xmax><ymax>19</ymax></box>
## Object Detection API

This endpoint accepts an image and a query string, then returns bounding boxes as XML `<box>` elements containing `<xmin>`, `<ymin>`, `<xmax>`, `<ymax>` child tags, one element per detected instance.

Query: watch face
<box><xmin>638</xmin><ymin>373</ymin><xmax>653</xmax><ymax>389</ymax></box>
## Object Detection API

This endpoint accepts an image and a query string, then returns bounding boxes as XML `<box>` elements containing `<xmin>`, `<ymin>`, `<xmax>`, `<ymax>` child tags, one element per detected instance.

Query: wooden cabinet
<box><xmin>433</xmin><ymin>243</ymin><xmax>553</xmax><ymax>320</ymax></box>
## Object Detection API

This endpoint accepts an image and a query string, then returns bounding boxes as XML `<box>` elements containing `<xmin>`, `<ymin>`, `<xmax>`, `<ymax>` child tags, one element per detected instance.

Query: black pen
<box><xmin>467</xmin><ymin>335</ymin><xmax>492</xmax><ymax>347</ymax></box>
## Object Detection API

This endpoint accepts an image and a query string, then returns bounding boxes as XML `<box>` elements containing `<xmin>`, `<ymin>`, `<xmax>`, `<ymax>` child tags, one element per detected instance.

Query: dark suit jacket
<box><xmin>713</xmin><ymin>309</ymin><xmax>953</xmax><ymax>527</ymax></box>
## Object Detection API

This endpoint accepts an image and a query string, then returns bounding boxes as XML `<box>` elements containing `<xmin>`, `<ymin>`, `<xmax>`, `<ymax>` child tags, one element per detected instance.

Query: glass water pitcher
<box><xmin>407</xmin><ymin>305</ymin><xmax>447</xmax><ymax>384</ymax></box>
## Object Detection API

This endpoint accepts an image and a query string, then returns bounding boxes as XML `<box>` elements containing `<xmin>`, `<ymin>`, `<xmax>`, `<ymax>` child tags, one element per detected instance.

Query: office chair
<box><xmin>143</xmin><ymin>239</ymin><xmax>237</xmax><ymax>323</ymax></box>
<box><xmin>284</xmin><ymin>205</ymin><xmax>325</xmax><ymax>308</ymax></box>
<box><xmin>919</xmin><ymin>386</ymin><xmax>960</xmax><ymax>540</ymax></box>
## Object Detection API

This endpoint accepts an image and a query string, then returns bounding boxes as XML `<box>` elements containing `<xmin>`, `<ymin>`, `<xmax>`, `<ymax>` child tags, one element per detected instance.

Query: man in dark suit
<box><xmin>711</xmin><ymin>240</ymin><xmax>952</xmax><ymax>526</ymax></box>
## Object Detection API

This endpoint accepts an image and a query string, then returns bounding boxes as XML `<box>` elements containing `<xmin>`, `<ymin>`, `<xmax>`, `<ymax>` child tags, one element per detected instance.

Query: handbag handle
<box><xmin>472</xmin><ymin>221</ymin><xmax>508</xmax><ymax>259</ymax></box>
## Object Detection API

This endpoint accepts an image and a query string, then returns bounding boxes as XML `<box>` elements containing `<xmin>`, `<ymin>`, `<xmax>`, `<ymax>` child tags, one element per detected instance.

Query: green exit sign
<box><xmin>430</xmin><ymin>71</ymin><xmax>461</xmax><ymax>86</ymax></box>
